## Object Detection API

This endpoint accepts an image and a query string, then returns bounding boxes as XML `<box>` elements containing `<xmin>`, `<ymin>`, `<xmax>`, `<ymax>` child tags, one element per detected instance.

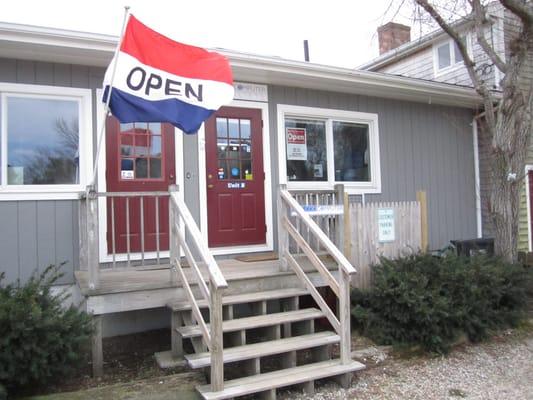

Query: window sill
<box><xmin>0</xmin><ymin>189</ymin><xmax>84</xmax><ymax>201</ymax></box>
<box><xmin>286</xmin><ymin>181</ymin><xmax>381</xmax><ymax>195</ymax></box>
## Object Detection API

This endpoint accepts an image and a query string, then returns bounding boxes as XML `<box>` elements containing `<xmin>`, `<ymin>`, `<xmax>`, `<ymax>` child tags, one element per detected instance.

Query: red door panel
<box><xmin>205</xmin><ymin>107</ymin><xmax>266</xmax><ymax>247</ymax></box>
<box><xmin>106</xmin><ymin>117</ymin><xmax>175</xmax><ymax>254</ymax></box>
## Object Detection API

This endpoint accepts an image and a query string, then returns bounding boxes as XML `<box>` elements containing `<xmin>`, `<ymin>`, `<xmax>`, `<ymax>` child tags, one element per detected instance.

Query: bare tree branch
<box><xmin>472</xmin><ymin>0</ymin><xmax>507</xmax><ymax>73</ymax></box>
<box><xmin>414</xmin><ymin>0</ymin><xmax>497</xmax><ymax>131</ymax></box>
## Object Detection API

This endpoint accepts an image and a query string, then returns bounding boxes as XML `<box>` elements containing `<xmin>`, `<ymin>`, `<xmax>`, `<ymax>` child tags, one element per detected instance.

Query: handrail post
<box><xmin>210</xmin><ymin>281</ymin><xmax>224</xmax><ymax>391</ymax></box>
<box><xmin>78</xmin><ymin>192</ymin><xmax>88</xmax><ymax>272</ymax></box>
<box><xmin>334</xmin><ymin>184</ymin><xmax>345</xmax><ymax>251</ymax></box>
<box><xmin>277</xmin><ymin>184</ymin><xmax>289</xmax><ymax>271</ymax></box>
<box><xmin>339</xmin><ymin>268</ymin><xmax>351</xmax><ymax>364</ymax></box>
<box><xmin>86</xmin><ymin>185</ymin><xmax>100</xmax><ymax>290</ymax></box>
<box><xmin>169</xmin><ymin>184</ymin><xmax>179</xmax><ymax>285</ymax></box>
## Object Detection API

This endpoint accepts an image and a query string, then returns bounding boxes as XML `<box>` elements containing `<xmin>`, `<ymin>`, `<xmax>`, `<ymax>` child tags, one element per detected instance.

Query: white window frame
<box><xmin>277</xmin><ymin>104</ymin><xmax>381</xmax><ymax>195</ymax></box>
<box><xmin>433</xmin><ymin>34</ymin><xmax>471</xmax><ymax>76</ymax></box>
<box><xmin>0</xmin><ymin>83</ymin><xmax>93</xmax><ymax>200</ymax></box>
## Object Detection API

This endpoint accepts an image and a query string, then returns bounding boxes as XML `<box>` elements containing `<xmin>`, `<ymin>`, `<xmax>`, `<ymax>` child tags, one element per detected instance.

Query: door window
<box><xmin>119</xmin><ymin>122</ymin><xmax>163</xmax><ymax>180</ymax></box>
<box><xmin>216</xmin><ymin>117</ymin><xmax>253</xmax><ymax>180</ymax></box>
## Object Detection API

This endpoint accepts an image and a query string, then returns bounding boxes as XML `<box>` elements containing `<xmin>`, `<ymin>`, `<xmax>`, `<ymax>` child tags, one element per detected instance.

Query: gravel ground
<box><xmin>283</xmin><ymin>330</ymin><xmax>533</xmax><ymax>400</ymax></box>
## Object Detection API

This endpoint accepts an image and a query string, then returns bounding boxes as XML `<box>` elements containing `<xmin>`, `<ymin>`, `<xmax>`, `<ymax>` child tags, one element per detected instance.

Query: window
<box><xmin>216</xmin><ymin>117</ymin><xmax>252</xmax><ymax>180</ymax></box>
<box><xmin>434</xmin><ymin>36</ymin><xmax>468</xmax><ymax>74</ymax></box>
<box><xmin>0</xmin><ymin>84</ymin><xmax>92</xmax><ymax>200</ymax></box>
<box><xmin>119</xmin><ymin>122</ymin><xmax>162</xmax><ymax>180</ymax></box>
<box><xmin>278</xmin><ymin>105</ymin><xmax>380</xmax><ymax>194</ymax></box>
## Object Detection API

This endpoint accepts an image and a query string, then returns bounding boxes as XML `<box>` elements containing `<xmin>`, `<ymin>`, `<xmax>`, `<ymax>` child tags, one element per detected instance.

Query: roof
<box><xmin>0</xmin><ymin>20</ymin><xmax>484</xmax><ymax>109</ymax></box>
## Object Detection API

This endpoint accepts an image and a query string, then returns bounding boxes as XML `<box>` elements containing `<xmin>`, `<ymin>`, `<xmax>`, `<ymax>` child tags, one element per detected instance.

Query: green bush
<box><xmin>0</xmin><ymin>265</ymin><xmax>93</xmax><ymax>396</ymax></box>
<box><xmin>351</xmin><ymin>253</ymin><xmax>532</xmax><ymax>354</ymax></box>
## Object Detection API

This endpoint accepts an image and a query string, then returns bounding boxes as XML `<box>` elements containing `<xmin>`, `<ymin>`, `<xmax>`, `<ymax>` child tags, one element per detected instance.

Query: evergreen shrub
<box><xmin>351</xmin><ymin>253</ymin><xmax>531</xmax><ymax>353</ymax></box>
<box><xmin>0</xmin><ymin>265</ymin><xmax>93</xmax><ymax>397</ymax></box>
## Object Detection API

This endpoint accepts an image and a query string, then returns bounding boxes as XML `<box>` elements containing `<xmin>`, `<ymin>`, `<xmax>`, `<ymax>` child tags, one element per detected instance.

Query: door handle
<box><xmin>207</xmin><ymin>184</ymin><xmax>214</xmax><ymax>189</ymax></box>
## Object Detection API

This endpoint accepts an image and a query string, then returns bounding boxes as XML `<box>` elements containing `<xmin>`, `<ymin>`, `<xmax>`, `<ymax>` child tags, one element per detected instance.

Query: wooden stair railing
<box><xmin>278</xmin><ymin>185</ymin><xmax>357</xmax><ymax>365</ymax></box>
<box><xmin>168</xmin><ymin>185</ymin><xmax>228</xmax><ymax>392</ymax></box>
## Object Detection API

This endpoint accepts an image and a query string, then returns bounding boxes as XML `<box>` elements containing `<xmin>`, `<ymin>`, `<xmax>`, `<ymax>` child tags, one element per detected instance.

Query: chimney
<box><xmin>377</xmin><ymin>22</ymin><xmax>411</xmax><ymax>54</ymax></box>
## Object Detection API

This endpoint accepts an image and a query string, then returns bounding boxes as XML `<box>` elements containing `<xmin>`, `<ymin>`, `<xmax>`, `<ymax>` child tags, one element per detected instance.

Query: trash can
<box><xmin>450</xmin><ymin>238</ymin><xmax>494</xmax><ymax>257</ymax></box>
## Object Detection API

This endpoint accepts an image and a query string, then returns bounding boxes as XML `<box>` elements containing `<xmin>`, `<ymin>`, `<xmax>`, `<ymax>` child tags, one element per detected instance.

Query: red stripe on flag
<box><xmin>120</xmin><ymin>15</ymin><xmax>233</xmax><ymax>85</ymax></box>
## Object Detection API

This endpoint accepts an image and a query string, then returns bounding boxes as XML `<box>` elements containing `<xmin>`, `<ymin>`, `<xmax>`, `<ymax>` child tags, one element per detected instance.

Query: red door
<box><xmin>106</xmin><ymin>117</ymin><xmax>176</xmax><ymax>253</ymax></box>
<box><xmin>205</xmin><ymin>107</ymin><xmax>266</xmax><ymax>247</ymax></box>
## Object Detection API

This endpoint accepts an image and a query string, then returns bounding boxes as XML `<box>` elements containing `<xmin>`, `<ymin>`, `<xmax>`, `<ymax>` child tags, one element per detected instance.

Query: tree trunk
<box><xmin>489</xmin><ymin>49</ymin><xmax>532</xmax><ymax>263</ymax></box>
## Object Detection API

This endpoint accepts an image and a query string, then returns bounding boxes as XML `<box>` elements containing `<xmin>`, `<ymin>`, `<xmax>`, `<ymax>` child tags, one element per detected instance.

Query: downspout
<box><xmin>472</xmin><ymin>117</ymin><xmax>482</xmax><ymax>238</ymax></box>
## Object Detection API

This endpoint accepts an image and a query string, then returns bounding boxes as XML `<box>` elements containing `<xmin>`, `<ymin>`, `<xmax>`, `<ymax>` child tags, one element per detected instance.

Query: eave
<box><xmin>0</xmin><ymin>21</ymin><xmax>484</xmax><ymax>109</ymax></box>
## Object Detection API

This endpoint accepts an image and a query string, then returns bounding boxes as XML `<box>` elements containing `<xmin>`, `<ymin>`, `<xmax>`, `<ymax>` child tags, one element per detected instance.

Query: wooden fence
<box><xmin>347</xmin><ymin>201</ymin><xmax>422</xmax><ymax>289</ymax></box>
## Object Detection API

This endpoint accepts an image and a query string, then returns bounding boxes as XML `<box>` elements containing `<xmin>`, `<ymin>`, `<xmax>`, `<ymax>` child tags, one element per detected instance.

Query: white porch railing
<box><xmin>278</xmin><ymin>184</ymin><xmax>356</xmax><ymax>365</ymax></box>
<box><xmin>79</xmin><ymin>185</ymin><xmax>228</xmax><ymax>392</ymax></box>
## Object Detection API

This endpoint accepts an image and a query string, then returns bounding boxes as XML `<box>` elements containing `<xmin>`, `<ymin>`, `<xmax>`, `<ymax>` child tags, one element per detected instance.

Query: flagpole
<box><xmin>89</xmin><ymin>5</ymin><xmax>131</xmax><ymax>188</ymax></box>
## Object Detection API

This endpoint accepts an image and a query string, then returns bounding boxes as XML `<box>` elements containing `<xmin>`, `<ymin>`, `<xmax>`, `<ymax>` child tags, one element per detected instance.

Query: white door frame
<box><xmin>198</xmin><ymin>99</ymin><xmax>273</xmax><ymax>255</ymax></box>
<box><xmin>95</xmin><ymin>88</ymin><xmax>185</xmax><ymax>263</ymax></box>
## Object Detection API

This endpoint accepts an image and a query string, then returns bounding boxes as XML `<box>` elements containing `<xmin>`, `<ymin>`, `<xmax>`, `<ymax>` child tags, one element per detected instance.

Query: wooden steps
<box><xmin>185</xmin><ymin>331</ymin><xmax>339</xmax><ymax>369</ymax></box>
<box><xmin>197</xmin><ymin>359</ymin><xmax>366</xmax><ymax>400</ymax></box>
<box><xmin>177</xmin><ymin>308</ymin><xmax>323</xmax><ymax>339</ymax></box>
<box><xmin>167</xmin><ymin>287</ymin><xmax>308</xmax><ymax>312</ymax></box>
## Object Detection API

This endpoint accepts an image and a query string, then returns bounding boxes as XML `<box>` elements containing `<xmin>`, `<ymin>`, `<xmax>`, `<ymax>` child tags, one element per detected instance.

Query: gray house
<box><xmin>0</xmin><ymin>20</ymin><xmax>484</xmax><ymax>398</ymax></box>
<box><xmin>361</xmin><ymin>2</ymin><xmax>533</xmax><ymax>252</ymax></box>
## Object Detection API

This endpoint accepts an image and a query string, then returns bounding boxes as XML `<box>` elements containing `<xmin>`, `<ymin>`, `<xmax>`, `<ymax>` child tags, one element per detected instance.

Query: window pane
<box><xmin>217</xmin><ymin>159</ymin><xmax>227</xmax><ymax>180</ymax></box>
<box><xmin>135</xmin><ymin>135</ymin><xmax>149</xmax><ymax>156</ymax></box>
<box><xmin>333</xmin><ymin>122</ymin><xmax>370</xmax><ymax>182</ymax></box>
<box><xmin>240</xmin><ymin>139</ymin><xmax>252</xmax><ymax>159</ymax></box>
<box><xmin>228</xmin><ymin>118</ymin><xmax>239</xmax><ymax>139</ymax></box>
<box><xmin>147</xmin><ymin>122</ymin><xmax>161</xmax><ymax>135</ymax></box>
<box><xmin>454</xmin><ymin>41</ymin><xmax>464</xmax><ymax>63</ymax></box>
<box><xmin>7</xmin><ymin>97</ymin><xmax>79</xmax><ymax>185</ymax></box>
<box><xmin>228</xmin><ymin>159</ymin><xmax>241</xmax><ymax>179</ymax></box>
<box><xmin>121</xmin><ymin>134</ymin><xmax>133</xmax><ymax>156</ymax></box>
<box><xmin>240</xmin><ymin>120</ymin><xmax>251</xmax><ymax>139</ymax></box>
<box><xmin>135</xmin><ymin>158</ymin><xmax>148</xmax><ymax>178</ymax></box>
<box><xmin>150</xmin><ymin>158</ymin><xmax>161</xmax><ymax>178</ymax></box>
<box><xmin>216</xmin><ymin>118</ymin><xmax>228</xmax><ymax>137</ymax></box>
<box><xmin>150</xmin><ymin>135</ymin><xmax>162</xmax><ymax>156</ymax></box>
<box><xmin>285</xmin><ymin>118</ymin><xmax>327</xmax><ymax>182</ymax></box>
<box><xmin>438</xmin><ymin>43</ymin><xmax>451</xmax><ymax>69</ymax></box>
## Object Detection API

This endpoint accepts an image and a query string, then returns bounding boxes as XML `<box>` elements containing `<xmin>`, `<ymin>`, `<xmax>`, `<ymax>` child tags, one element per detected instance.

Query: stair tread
<box><xmin>197</xmin><ymin>359</ymin><xmax>366</xmax><ymax>400</ymax></box>
<box><xmin>167</xmin><ymin>287</ymin><xmax>309</xmax><ymax>311</ymax></box>
<box><xmin>177</xmin><ymin>308</ymin><xmax>323</xmax><ymax>338</ymax></box>
<box><xmin>185</xmin><ymin>331</ymin><xmax>339</xmax><ymax>369</ymax></box>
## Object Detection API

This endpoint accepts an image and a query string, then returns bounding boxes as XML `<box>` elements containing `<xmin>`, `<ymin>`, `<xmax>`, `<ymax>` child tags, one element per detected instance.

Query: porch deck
<box><xmin>75</xmin><ymin>255</ymin><xmax>337</xmax><ymax>314</ymax></box>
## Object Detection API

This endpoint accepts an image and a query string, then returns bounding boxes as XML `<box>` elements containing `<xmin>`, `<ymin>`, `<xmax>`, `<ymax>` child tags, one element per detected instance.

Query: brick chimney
<box><xmin>377</xmin><ymin>22</ymin><xmax>411</xmax><ymax>54</ymax></box>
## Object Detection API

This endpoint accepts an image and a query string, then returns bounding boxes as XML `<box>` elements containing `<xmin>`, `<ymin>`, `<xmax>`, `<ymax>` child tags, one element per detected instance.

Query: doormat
<box><xmin>235</xmin><ymin>252</ymin><xmax>279</xmax><ymax>262</ymax></box>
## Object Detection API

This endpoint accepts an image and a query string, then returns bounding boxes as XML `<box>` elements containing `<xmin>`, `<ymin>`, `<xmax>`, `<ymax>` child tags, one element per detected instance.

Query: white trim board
<box><xmin>199</xmin><ymin>99</ymin><xmax>274</xmax><ymax>255</ymax></box>
<box><xmin>95</xmin><ymin>88</ymin><xmax>185</xmax><ymax>263</ymax></box>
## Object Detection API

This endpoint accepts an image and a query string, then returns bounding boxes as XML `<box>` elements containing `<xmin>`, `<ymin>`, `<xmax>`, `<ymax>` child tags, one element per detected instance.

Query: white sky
<box><xmin>2</xmin><ymin>0</ymin><xmax>415</xmax><ymax>68</ymax></box>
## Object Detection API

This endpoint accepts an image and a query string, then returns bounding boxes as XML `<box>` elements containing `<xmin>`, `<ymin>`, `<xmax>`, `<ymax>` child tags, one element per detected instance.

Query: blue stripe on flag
<box><xmin>104</xmin><ymin>87</ymin><xmax>215</xmax><ymax>134</ymax></box>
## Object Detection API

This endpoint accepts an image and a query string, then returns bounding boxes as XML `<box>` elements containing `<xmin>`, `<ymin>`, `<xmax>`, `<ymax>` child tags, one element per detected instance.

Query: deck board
<box><xmin>75</xmin><ymin>255</ymin><xmax>337</xmax><ymax>296</ymax></box>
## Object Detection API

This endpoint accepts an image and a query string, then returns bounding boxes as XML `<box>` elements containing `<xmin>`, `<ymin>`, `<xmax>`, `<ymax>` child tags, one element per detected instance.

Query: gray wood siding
<box><xmin>0</xmin><ymin>200</ymin><xmax>79</xmax><ymax>284</ymax></box>
<box><xmin>268</xmin><ymin>86</ymin><xmax>477</xmax><ymax>250</ymax></box>
<box><xmin>0</xmin><ymin>58</ymin><xmax>105</xmax><ymax>284</ymax></box>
